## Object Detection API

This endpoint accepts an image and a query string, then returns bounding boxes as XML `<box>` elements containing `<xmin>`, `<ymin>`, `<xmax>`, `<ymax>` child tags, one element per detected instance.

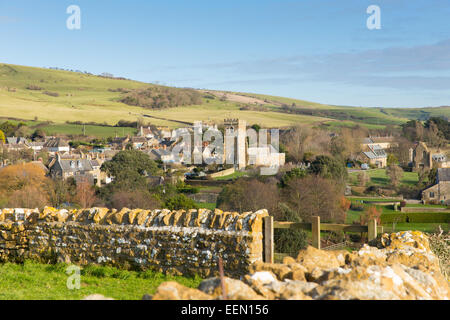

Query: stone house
<box><xmin>110</xmin><ymin>136</ymin><xmax>130</xmax><ymax>150</ymax></box>
<box><xmin>361</xmin><ymin>144</ymin><xmax>387</xmax><ymax>168</ymax></box>
<box><xmin>5</xmin><ymin>137</ymin><xmax>29</xmax><ymax>151</ymax></box>
<box><xmin>148</xmin><ymin>148</ymin><xmax>177</xmax><ymax>165</ymax></box>
<box><xmin>138</xmin><ymin>126</ymin><xmax>156</xmax><ymax>139</ymax></box>
<box><xmin>27</xmin><ymin>141</ymin><xmax>45</xmax><ymax>152</ymax></box>
<box><xmin>130</xmin><ymin>136</ymin><xmax>148</xmax><ymax>150</ymax></box>
<box><xmin>410</xmin><ymin>142</ymin><xmax>432</xmax><ymax>171</ymax></box>
<box><xmin>409</xmin><ymin>142</ymin><xmax>450</xmax><ymax>171</ymax></box>
<box><xmin>422</xmin><ymin>168</ymin><xmax>450</xmax><ymax>204</ymax></box>
<box><xmin>49</xmin><ymin>154</ymin><xmax>104</xmax><ymax>187</ymax></box>
<box><xmin>44</xmin><ymin>138</ymin><xmax>70</xmax><ymax>153</ymax></box>
<box><xmin>361</xmin><ymin>136</ymin><xmax>396</xmax><ymax>151</ymax></box>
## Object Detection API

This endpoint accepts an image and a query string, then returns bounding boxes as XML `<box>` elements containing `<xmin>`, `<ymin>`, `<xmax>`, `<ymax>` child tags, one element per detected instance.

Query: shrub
<box><xmin>274</xmin><ymin>203</ymin><xmax>308</xmax><ymax>256</ymax></box>
<box><xmin>43</xmin><ymin>91</ymin><xmax>59</xmax><ymax>97</ymax></box>
<box><xmin>274</xmin><ymin>228</ymin><xmax>308</xmax><ymax>257</ymax></box>
<box><xmin>119</xmin><ymin>86</ymin><xmax>203</xmax><ymax>109</ymax></box>
<box><xmin>164</xmin><ymin>194</ymin><xmax>198</xmax><ymax>210</ymax></box>
<box><xmin>350</xmin><ymin>203</ymin><xmax>364</xmax><ymax>211</ymax></box>
<box><xmin>349</xmin><ymin>233</ymin><xmax>362</xmax><ymax>242</ymax></box>
<box><xmin>26</xmin><ymin>84</ymin><xmax>43</xmax><ymax>90</ymax></box>
<box><xmin>361</xmin><ymin>206</ymin><xmax>382</xmax><ymax>224</ymax></box>
<box><xmin>339</xmin><ymin>197</ymin><xmax>351</xmax><ymax>212</ymax></box>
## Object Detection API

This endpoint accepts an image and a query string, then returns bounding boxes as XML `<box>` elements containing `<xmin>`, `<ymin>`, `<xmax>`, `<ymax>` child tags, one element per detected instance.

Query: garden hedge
<box><xmin>381</xmin><ymin>212</ymin><xmax>450</xmax><ymax>224</ymax></box>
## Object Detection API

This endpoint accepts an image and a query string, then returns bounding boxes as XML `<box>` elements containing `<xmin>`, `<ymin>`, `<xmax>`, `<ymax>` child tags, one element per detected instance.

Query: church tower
<box><xmin>223</xmin><ymin>119</ymin><xmax>246</xmax><ymax>170</ymax></box>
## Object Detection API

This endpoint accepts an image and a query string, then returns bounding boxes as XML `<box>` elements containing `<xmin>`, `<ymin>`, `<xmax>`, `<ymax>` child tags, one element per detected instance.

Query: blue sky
<box><xmin>1</xmin><ymin>0</ymin><xmax>450</xmax><ymax>108</ymax></box>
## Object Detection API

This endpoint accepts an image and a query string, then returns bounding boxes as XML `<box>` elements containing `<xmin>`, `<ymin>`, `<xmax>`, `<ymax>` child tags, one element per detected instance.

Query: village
<box><xmin>2</xmin><ymin>118</ymin><xmax>450</xmax><ymax>210</ymax></box>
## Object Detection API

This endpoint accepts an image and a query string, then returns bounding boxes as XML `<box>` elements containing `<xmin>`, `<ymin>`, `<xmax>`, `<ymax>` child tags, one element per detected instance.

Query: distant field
<box><xmin>0</xmin><ymin>63</ymin><xmax>335</xmax><ymax>129</ymax></box>
<box><xmin>1</xmin><ymin>63</ymin><xmax>448</xmax><ymax>133</ymax></box>
<box><xmin>0</xmin><ymin>117</ymin><xmax>137</xmax><ymax>139</ymax></box>
<box><xmin>43</xmin><ymin>123</ymin><xmax>137</xmax><ymax>138</ymax></box>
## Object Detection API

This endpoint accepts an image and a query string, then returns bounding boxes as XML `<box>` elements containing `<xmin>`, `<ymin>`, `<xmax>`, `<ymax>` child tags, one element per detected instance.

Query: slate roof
<box><xmin>44</xmin><ymin>138</ymin><xmax>69</xmax><ymax>148</ymax></box>
<box><xmin>27</xmin><ymin>142</ymin><xmax>45</xmax><ymax>148</ymax></box>
<box><xmin>59</xmin><ymin>159</ymin><xmax>94</xmax><ymax>173</ymax></box>
<box><xmin>131</xmin><ymin>137</ymin><xmax>147</xmax><ymax>143</ymax></box>
<box><xmin>6</xmin><ymin>137</ymin><xmax>28</xmax><ymax>145</ymax></box>
<box><xmin>362</xmin><ymin>144</ymin><xmax>386</xmax><ymax>159</ymax></box>
<box><xmin>160</xmin><ymin>139</ymin><xmax>175</xmax><ymax>147</ymax></box>
<box><xmin>437</xmin><ymin>168</ymin><xmax>450</xmax><ymax>182</ymax></box>
<box><xmin>90</xmin><ymin>160</ymin><xmax>101</xmax><ymax>167</ymax></box>
<box><xmin>432</xmin><ymin>154</ymin><xmax>447</xmax><ymax>162</ymax></box>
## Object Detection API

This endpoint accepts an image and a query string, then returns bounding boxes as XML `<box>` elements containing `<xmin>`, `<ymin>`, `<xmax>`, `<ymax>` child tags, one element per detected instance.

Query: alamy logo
<box><xmin>367</xmin><ymin>5</ymin><xmax>381</xmax><ymax>30</ymax></box>
<box><xmin>66</xmin><ymin>5</ymin><xmax>81</xmax><ymax>30</ymax></box>
<box><xmin>66</xmin><ymin>265</ymin><xmax>81</xmax><ymax>290</ymax></box>
<box><xmin>162</xmin><ymin>121</ymin><xmax>284</xmax><ymax>175</ymax></box>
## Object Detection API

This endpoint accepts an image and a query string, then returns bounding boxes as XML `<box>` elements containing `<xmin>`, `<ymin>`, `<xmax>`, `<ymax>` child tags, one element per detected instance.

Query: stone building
<box><xmin>361</xmin><ymin>136</ymin><xmax>396</xmax><ymax>151</ymax></box>
<box><xmin>43</xmin><ymin>138</ymin><xmax>70</xmax><ymax>154</ymax></box>
<box><xmin>422</xmin><ymin>168</ymin><xmax>450</xmax><ymax>204</ymax></box>
<box><xmin>223</xmin><ymin>119</ymin><xmax>247</xmax><ymax>170</ymax></box>
<box><xmin>410</xmin><ymin>142</ymin><xmax>433</xmax><ymax>171</ymax></box>
<box><xmin>409</xmin><ymin>142</ymin><xmax>450</xmax><ymax>171</ymax></box>
<box><xmin>48</xmin><ymin>154</ymin><xmax>105</xmax><ymax>187</ymax></box>
<box><xmin>361</xmin><ymin>144</ymin><xmax>387</xmax><ymax>168</ymax></box>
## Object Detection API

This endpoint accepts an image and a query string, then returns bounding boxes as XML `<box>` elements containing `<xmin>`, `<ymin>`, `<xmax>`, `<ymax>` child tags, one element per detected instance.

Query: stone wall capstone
<box><xmin>0</xmin><ymin>207</ymin><xmax>268</xmax><ymax>277</ymax></box>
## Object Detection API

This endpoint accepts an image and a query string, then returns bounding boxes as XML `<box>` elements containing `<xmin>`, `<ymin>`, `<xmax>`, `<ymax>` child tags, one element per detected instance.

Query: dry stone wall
<box><xmin>152</xmin><ymin>231</ymin><xmax>450</xmax><ymax>300</ymax></box>
<box><xmin>0</xmin><ymin>207</ymin><xmax>268</xmax><ymax>277</ymax></box>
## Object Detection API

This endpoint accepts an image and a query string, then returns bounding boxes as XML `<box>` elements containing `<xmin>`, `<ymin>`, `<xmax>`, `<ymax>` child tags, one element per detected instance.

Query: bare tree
<box><xmin>284</xmin><ymin>175</ymin><xmax>345</xmax><ymax>223</ymax></box>
<box><xmin>386</xmin><ymin>165</ymin><xmax>404</xmax><ymax>187</ymax></box>
<box><xmin>74</xmin><ymin>178</ymin><xmax>97</xmax><ymax>208</ymax></box>
<box><xmin>217</xmin><ymin>178</ymin><xmax>280</xmax><ymax>215</ymax></box>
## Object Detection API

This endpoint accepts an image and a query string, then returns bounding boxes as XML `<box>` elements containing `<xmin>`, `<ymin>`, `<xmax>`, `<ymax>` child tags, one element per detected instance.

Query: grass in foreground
<box><xmin>0</xmin><ymin>261</ymin><xmax>202</xmax><ymax>300</ymax></box>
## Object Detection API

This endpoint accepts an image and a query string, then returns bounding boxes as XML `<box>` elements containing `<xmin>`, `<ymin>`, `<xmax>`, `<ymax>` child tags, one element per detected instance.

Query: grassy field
<box><xmin>348</xmin><ymin>169</ymin><xmax>419</xmax><ymax>187</ymax></box>
<box><xmin>0</xmin><ymin>260</ymin><xmax>202</xmax><ymax>300</ymax></box>
<box><xmin>2</xmin><ymin>63</ymin><xmax>449</xmax><ymax>133</ymax></box>
<box><xmin>0</xmin><ymin>117</ymin><xmax>138</xmax><ymax>139</ymax></box>
<box><xmin>213</xmin><ymin>171</ymin><xmax>249</xmax><ymax>181</ymax></box>
<box><xmin>346</xmin><ymin>197</ymin><xmax>450</xmax><ymax>233</ymax></box>
<box><xmin>42</xmin><ymin>123</ymin><xmax>138</xmax><ymax>138</ymax></box>
<box><xmin>0</xmin><ymin>63</ymin><xmax>337</xmax><ymax>129</ymax></box>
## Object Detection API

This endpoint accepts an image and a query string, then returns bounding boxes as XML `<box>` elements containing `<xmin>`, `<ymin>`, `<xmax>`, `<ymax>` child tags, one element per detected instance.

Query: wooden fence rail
<box><xmin>263</xmin><ymin>216</ymin><xmax>383</xmax><ymax>264</ymax></box>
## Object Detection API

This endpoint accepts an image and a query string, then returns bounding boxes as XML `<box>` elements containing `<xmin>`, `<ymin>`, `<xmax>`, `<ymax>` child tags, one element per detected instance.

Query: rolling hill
<box><xmin>0</xmin><ymin>63</ymin><xmax>448</xmax><ymax>136</ymax></box>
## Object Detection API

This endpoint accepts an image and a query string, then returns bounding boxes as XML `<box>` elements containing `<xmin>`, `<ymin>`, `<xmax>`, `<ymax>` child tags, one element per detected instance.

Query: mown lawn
<box><xmin>383</xmin><ymin>223</ymin><xmax>449</xmax><ymax>233</ymax></box>
<box><xmin>348</xmin><ymin>169</ymin><xmax>419</xmax><ymax>187</ymax></box>
<box><xmin>214</xmin><ymin>171</ymin><xmax>249</xmax><ymax>181</ymax></box>
<box><xmin>346</xmin><ymin>200</ymin><xmax>450</xmax><ymax>233</ymax></box>
<box><xmin>0</xmin><ymin>261</ymin><xmax>202</xmax><ymax>300</ymax></box>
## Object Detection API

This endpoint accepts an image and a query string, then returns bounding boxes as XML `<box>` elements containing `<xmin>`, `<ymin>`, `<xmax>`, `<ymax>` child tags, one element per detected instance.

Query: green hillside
<box><xmin>0</xmin><ymin>63</ymin><xmax>448</xmax><ymax>135</ymax></box>
<box><xmin>0</xmin><ymin>63</ymin><xmax>336</xmax><ymax>129</ymax></box>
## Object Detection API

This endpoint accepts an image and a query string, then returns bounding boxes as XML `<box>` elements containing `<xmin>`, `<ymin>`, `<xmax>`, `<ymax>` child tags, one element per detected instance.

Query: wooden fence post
<box><xmin>312</xmin><ymin>216</ymin><xmax>320</xmax><ymax>249</ymax></box>
<box><xmin>263</xmin><ymin>216</ymin><xmax>274</xmax><ymax>264</ymax></box>
<box><xmin>368</xmin><ymin>219</ymin><xmax>377</xmax><ymax>242</ymax></box>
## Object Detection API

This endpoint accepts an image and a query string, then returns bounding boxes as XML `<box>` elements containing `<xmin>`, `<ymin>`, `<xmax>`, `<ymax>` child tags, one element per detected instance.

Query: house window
<box><xmin>430</xmin><ymin>192</ymin><xmax>435</xmax><ymax>198</ymax></box>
